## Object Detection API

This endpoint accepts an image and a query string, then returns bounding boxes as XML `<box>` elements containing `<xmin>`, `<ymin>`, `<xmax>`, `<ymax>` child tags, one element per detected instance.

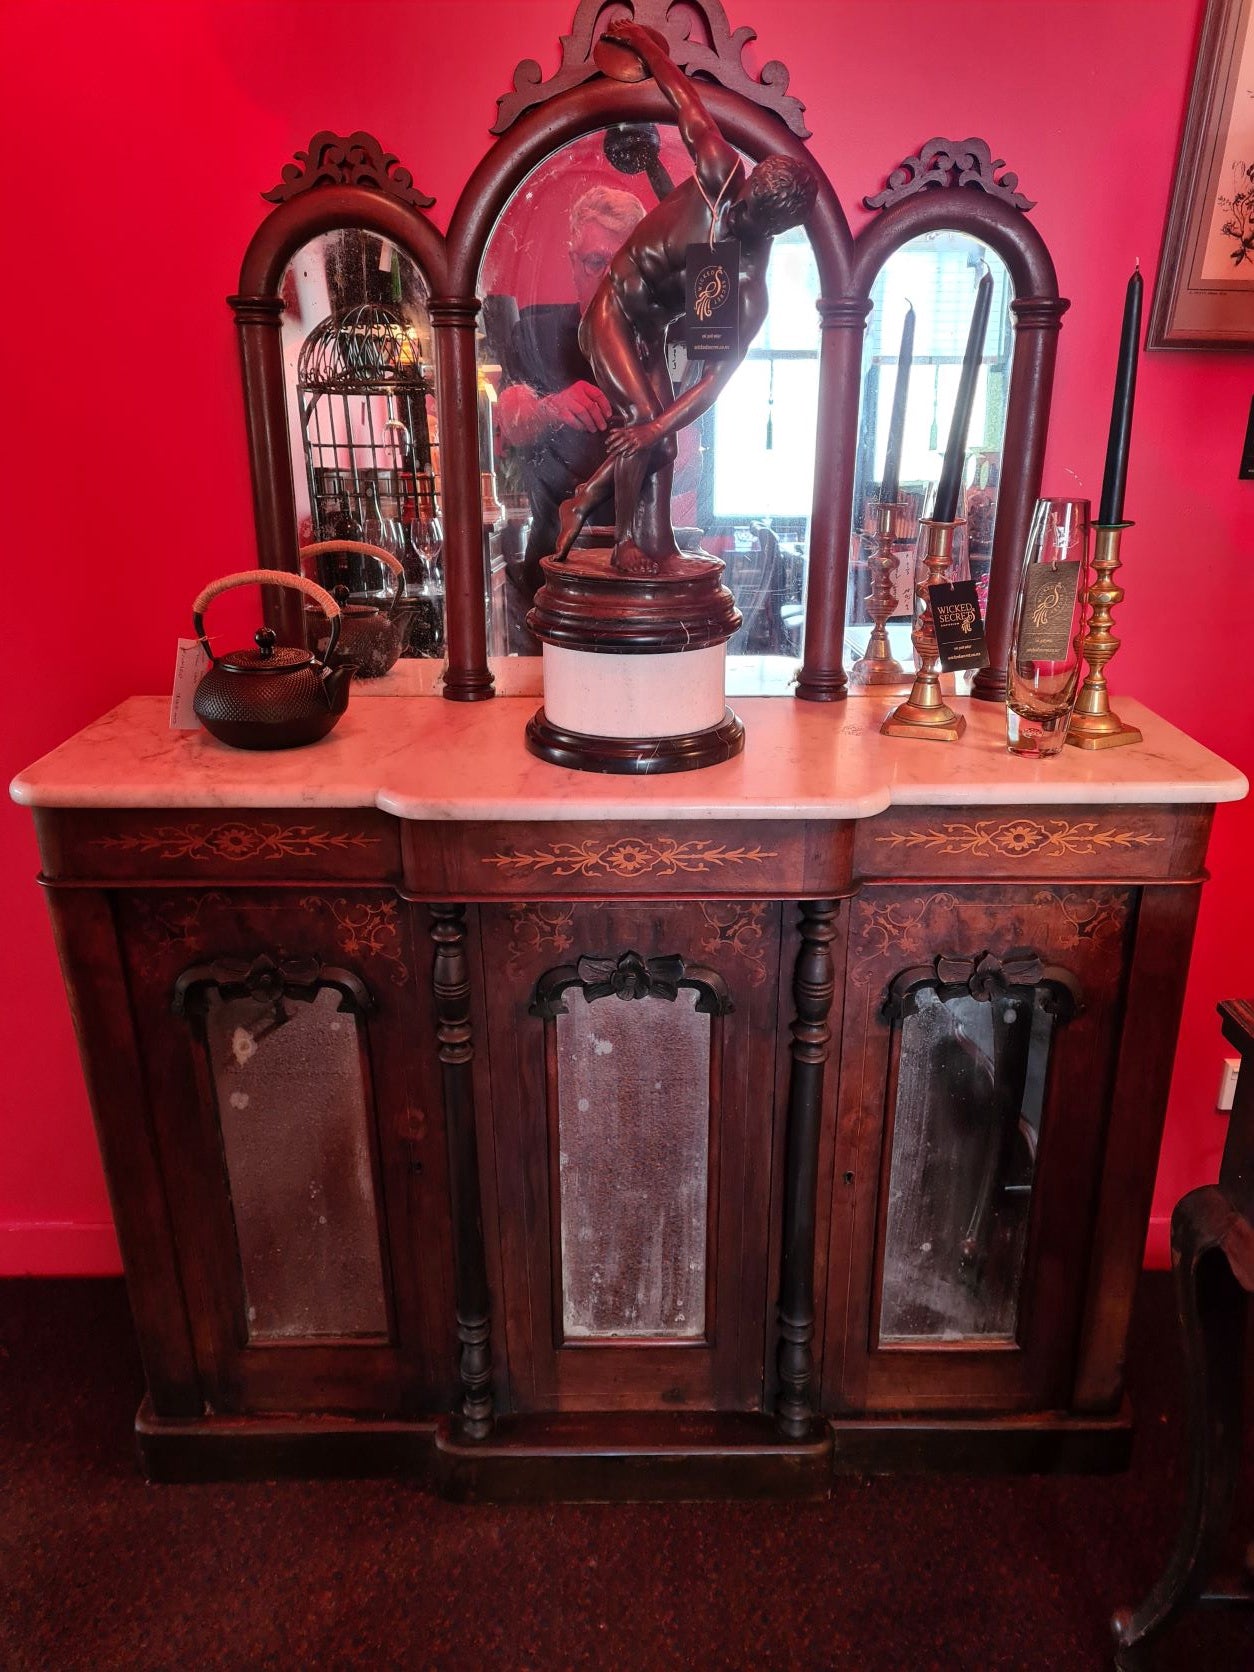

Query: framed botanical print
<box><xmin>1149</xmin><ymin>0</ymin><xmax>1254</xmax><ymax>348</ymax></box>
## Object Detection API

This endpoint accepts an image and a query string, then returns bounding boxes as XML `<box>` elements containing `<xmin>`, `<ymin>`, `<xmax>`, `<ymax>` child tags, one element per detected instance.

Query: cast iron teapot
<box><xmin>300</xmin><ymin>540</ymin><xmax>406</xmax><ymax>679</ymax></box>
<box><xmin>192</xmin><ymin>569</ymin><xmax>353</xmax><ymax>750</ymax></box>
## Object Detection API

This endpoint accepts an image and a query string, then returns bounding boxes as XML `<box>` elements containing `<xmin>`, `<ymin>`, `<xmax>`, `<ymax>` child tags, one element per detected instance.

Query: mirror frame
<box><xmin>229</xmin><ymin>5</ymin><xmax>1065</xmax><ymax>708</ymax></box>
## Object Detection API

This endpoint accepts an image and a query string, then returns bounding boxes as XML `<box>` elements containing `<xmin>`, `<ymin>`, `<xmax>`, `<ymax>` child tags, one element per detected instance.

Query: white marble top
<box><xmin>10</xmin><ymin>690</ymin><xmax>1245</xmax><ymax>821</ymax></box>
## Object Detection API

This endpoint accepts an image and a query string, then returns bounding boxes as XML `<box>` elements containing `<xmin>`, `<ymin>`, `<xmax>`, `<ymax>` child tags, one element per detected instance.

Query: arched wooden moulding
<box><xmin>228</xmin><ymin>140</ymin><xmax>472</xmax><ymax>676</ymax></box>
<box><xmin>841</xmin><ymin>149</ymin><xmax>1068</xmax><ymax>704</ymax></box>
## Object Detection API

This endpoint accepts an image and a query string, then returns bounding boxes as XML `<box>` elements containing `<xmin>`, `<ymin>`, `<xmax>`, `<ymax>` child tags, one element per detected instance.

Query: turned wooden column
<box><xmin>971</xmin><ymin>295</ymin><xmax>1069</xmax><ymax>702</ymax></box>
<box><xmin>226</xmin><ymin>293</ymin><xmax>304</xmax><ymax>646</ymax></box>
<box><xmin>777</xmin><ymin>897</ymin><xmax>840</xmax><ymax>1437</ymax></box>
<box><xmin>795</xmin><ymin>299</ymin><xmax>871</xmax><ymax>704</ymax></box>
<box><xmin>428</xmin><ymin>903</ymin><xmax>493</xmax><ymax>1438</ymax></box>
<box><xmin>430</xmin><ymin>297</ymin><xmax>495</xmax><ymax>704</ymax></box>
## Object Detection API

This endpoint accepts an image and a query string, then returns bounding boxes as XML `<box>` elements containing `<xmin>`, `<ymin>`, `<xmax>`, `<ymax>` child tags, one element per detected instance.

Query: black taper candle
<box><xmin>934</xmin><ymin>271</ymin><xmax>993</xmax><ymax>523</ymax></box>
<box><xmin>879</xmin><ymin>302</ymin><xmax>915</xmax><ymax>506</ymax></box>
<box><xmin>1098</xmin><ymin>266</ymin><xmax>1142</xmax><ymax>525</ymax></box>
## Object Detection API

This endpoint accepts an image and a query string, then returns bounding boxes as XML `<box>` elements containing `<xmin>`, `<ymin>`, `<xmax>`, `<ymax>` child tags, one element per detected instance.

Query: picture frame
<box><xmin>1148</xmin><ymin>0</ymin><xmax>1254</xmax><ymax>349</ymax></box>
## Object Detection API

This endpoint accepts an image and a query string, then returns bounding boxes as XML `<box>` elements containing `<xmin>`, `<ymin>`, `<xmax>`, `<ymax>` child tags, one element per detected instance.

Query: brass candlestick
<box><xmin>850</xmin><ymin>500</ymin><xmax>908</xmax><ymax>686</ymax></box>
<box><xmin>881</xmin><ymin>518</ymin><xmax>966</xmax><ymax>741</ymax></box>
<box><xmin>1066</xmin><ymin>521</ymin><xmax>1142</xmax><ymax>749</ymax></box>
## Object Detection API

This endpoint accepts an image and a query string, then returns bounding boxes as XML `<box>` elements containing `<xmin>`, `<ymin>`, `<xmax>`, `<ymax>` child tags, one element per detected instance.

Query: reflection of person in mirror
<box><xmin>495</xmin><ymin>186</ymin><xmax>646</xmax><ymax>595</ymax></box>
<box><xmin>554</xmin><ymin>21</ymin><xmax>817</xmax><ymax>574</ymax></box>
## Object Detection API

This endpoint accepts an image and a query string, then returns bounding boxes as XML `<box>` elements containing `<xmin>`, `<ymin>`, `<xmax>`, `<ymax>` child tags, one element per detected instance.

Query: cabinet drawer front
<box><xmin>403</xmin><ymin>819</ymin><xmax>853</xmax><ymax>899</ymax></box>
<box><xmin>36</xmin><ymin>808</ymin><xmax>402</xmax><ymax>883</ymax></box>
<box><xmin>855</xmin><ymin>804</ymin><xmax>1209</xmax><ymax>883</ymax></box>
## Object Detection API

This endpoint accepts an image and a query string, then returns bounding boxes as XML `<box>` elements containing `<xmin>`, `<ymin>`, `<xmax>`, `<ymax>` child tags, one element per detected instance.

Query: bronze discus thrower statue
<box><xmin>553</xmin><ymin>21</ymin><xmax>817</xmax><ymax>575</ymax></box>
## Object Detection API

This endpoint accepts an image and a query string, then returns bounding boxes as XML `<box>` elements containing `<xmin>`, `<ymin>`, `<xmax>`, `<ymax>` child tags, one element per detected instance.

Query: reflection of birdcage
<box><xmin>296</xmin><ymin>305</ymin><xmax>430</xmax><ymax>550</ymax></box>
<box><xmin>297</xmin><ymin>301</ymin><xmax>445</xmax><ymax>655</ymax></box>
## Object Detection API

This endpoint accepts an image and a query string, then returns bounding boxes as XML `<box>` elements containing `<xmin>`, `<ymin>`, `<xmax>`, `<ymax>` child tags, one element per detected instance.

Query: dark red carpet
<box><xmin>1</xmin><ymin>1274</ymin><xmax>1250</xmax><ymax>1670</ymax></box>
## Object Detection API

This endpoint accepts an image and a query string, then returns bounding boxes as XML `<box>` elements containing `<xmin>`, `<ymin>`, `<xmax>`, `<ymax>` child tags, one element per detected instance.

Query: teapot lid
<box><xmin>218</xmin><ymin>628</ymin><xmax>317</xmax><ymax>674</ymax></box>
<box><xmin>305</xmin><ymin>585</ymin><xmax>383</xmax><ymax>621</ymax></box>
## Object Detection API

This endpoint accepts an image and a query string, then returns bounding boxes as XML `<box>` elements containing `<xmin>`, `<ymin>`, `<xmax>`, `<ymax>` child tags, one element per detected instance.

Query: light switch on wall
<box><xmin>1218</xmin><ymin>1056</ymin><xmax>1241</xmax><ymax>1112</ymax></box>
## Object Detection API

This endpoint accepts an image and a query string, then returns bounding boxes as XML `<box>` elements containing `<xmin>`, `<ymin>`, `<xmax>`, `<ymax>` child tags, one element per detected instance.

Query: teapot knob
<box><xmin>254</xmin><ymin>628</ymin><xmax>277</xmax><ymax>659</ymax></box>
<box><xmin>332</xmin><ymin>584</ymin><xmax>351</xmax><ymax>606</ymax></box>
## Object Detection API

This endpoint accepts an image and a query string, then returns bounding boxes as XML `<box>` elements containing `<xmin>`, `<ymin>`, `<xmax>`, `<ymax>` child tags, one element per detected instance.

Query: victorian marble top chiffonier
<box><xmin>11</xmin><ymin>2</ymin><xmax>1246</xmax><ymax>1497</ymax></box>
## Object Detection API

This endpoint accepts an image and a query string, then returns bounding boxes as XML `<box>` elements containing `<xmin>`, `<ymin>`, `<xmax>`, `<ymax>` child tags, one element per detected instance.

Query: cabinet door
<box><xmin>116</xmin><ymin>888</ymin><xmax>457</xmax><ymax>1417</ymax></box>
<box><xmin>482</xmin><ymin>900</ymin><xmax>782</xmax><ymax>1413</ymax></box>
<box><xmin>824</xmin><ymin>883</ymin><xmax>1133</xmax><ymax>1414</ymax></box>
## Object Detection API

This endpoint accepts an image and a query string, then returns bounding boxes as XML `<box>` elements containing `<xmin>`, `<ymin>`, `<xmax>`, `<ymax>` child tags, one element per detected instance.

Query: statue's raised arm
<box><xmin>553</xmin><ymin>25</ymin><xmax>818</xmax><ymax>575</ymax></box>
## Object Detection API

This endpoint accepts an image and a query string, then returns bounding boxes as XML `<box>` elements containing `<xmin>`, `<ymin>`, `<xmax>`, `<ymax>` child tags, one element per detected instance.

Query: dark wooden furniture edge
<box><xmin>135</xmin><ymin>1399</ymin><xmax>1131</xmax><ymax>1489</ymax></box>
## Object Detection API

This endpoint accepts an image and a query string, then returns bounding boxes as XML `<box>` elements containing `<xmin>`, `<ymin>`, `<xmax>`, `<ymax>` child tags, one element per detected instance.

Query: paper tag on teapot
<box><xmin>170</xmin><ymin>638</ymin><xmax>211</xmax><ymax>730</ymax></box>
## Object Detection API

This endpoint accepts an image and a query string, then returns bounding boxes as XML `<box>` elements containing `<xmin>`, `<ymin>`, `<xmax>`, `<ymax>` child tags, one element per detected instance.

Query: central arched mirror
<box><xmin>476</xmin><ymin>124</ymin><xmax>821</xmax><ymax>695</ymax></box>
<box><xmin>846</xmin><ymin>232</ymin><xmax>1013</xmax><ymax>677</ymax></box>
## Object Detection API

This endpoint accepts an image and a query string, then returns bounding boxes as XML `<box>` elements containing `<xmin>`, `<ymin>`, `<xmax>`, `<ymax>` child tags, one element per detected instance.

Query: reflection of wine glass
<box><xmin>1006</xmin><ymin>497</ymin><xmax>1090</xmax><ymax>757</ymax></box>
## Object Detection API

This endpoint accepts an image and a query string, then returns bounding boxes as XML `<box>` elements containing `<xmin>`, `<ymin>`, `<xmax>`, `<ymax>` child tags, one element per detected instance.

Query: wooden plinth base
<box><xmin>434</xmin><ymin>1412</ymin><xmax>833</xmax><ymax>1503</ymax></box>
<box><xmin>829</xmin><ymin>1398</ymin><xmax>1132</xmax><ymax>1475</ymax></box>
<box><xmin>526</xmin><ymin>707</ymin><xmax>745</xmax><ymax>775</ymax></box>
<box><xmin>134</xmin><ymin>1397</ymin><xmax>1133</xmax><ymax>1491</ymax></box>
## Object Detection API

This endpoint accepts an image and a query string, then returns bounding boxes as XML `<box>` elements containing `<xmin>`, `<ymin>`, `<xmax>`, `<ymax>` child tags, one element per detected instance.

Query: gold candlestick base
<box><xmin>851</xmin><ymin>500</ymin><xmax>908</xmax><ymax>687</ymax></box>
<box><xmin>881</xmin><ymin>519</ymin><xmax>966</xmax><ymax>741</ymax></box>
<box><xmin>1066</xmin><ymin>522</ymin><xmax>1142</xmax><ymax>750</ymax></box>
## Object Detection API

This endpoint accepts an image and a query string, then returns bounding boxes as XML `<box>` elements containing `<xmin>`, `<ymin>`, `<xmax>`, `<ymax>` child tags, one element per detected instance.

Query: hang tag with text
<box><xmin>1019</xmin><ymin>563</ymin><xmax>1082</xmax><ymax>661</ymax></box>
<box><xmin>929</xmin><ymin>580</ymin><xmax>989</xmax><ymax>672</ymax></box>
<box><xmin>169</xmin><ymin>637</ymin><xmax>210</xmax><ymax>730</ymax></box>
<box><xmin>685</xmin><ymin>240</ymin><xmax>740</xmax><ymax>359</ymax></box>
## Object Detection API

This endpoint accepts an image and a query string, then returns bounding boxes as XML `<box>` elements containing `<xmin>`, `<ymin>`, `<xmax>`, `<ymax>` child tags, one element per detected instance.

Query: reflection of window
<box><xmin>858</xmin><ymin>234</ymin><xmax>1012</xmax><ymax>505</ymax></box>
<box><xmin>708</xmin><ymin>228</ymin><xmax>821</xmax><ymax>522</ymax></box>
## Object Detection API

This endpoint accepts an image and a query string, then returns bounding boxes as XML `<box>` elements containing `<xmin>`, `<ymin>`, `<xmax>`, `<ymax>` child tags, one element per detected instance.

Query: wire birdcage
<box><xmin>297</xmin><ymin>301</ymin><xmax>444</xmax><ymax>654</ymax></box>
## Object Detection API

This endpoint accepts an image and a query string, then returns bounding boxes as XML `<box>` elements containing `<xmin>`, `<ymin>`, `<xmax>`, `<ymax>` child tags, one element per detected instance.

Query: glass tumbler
<box><xmin>1006</xmin><ymin>497</ymin><xmax>1090</xmax><ymax>757</ymax></box>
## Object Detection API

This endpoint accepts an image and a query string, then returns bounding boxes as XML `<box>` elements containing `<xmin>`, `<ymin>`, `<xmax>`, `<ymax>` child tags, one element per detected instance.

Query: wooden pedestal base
<box><xmin>134</xmin><ymin>1398</ymin><xmax>1133</xmax><ymax>1492</ymax></box>
<box><xmin>525</xmin><ymin>706</ymin><xmax>745</xmax><ymax>774</ymax></box>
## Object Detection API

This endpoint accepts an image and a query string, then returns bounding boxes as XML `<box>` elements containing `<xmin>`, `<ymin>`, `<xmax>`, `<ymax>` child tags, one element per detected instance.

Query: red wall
<box><xmin>2</xmin><ymin>0</ymin><xmax>1249</xmax><ymax>1273</ymax></box>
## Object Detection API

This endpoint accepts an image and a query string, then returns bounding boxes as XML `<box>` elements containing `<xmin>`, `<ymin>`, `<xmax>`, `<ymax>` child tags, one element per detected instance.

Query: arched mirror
<box><xmin>476</xmin><ymin>125</ymin><xmax>821</xmax><ymax>695</ymax></box>
<box><xmin>845</xmin><ymin>233</ymin><xmax>1013</xmax><ymax>679</ymax></box>
<box><xmin>277</xmin><ymin>231</ymin><xmax>445</xmax><ymax>658</ymax></box>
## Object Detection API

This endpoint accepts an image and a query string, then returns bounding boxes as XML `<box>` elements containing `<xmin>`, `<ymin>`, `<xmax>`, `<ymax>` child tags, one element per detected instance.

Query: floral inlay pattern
<box><xmin>132</xmin><ymin>893</ymin><xmax>230</xmax><ymax>955</ymax></box>
<box><xmin>873</xmin><ymin>818</ymin><xmax>1164</xmax><ymax>860</ymax></box>
<box><xmin>301</xmin><ymin>896</ymin><xmax>407</xmax><ymax>984</ymax></box>
<box><xmin>485</xmin><ymin>837</ymin><xmax>777</xmax><ymax>880</ymax></box>
<box><xmin>698</xmin><ymin>902</ymin><xmax>771</xmax><ymax>986</ymax></box>
<box><xmin>96</xmin><ymin>823</ymin><xmax>382</xmax><ymax>863</ymax></box>
<box><xmin>506</xmin><ymin>904</ymin><xmax>576</xmax><ymax>970</ymax></box>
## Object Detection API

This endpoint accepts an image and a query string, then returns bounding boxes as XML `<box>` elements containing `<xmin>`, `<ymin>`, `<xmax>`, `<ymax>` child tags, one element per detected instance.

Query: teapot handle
<box><xmin>192</xmin><ymin>569</ymin><xmax>342</xmax><ymax>667</ymax></box>
<box><xmin>300</xmin><ymin>540</ymin><xmax>406</xmax><ymax>616</ymax></box>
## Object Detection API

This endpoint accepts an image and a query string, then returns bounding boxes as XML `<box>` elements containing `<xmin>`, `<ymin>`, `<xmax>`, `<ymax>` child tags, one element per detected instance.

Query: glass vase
<box><xmin>1006</xmin><ymin>497</ymin><xmax>1090</xmax><ymax>757</ymax></box>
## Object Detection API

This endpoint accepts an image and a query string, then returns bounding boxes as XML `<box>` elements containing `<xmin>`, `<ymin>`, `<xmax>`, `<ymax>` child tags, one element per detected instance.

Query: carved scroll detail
<box><xmin>492</xmin><ymin>0</ymin><xmax>809</xmax><ymax>137</ymax></box>
<box><xmin>531</xmin><ymin>949</ymin><xmax>732</xmax><ymax>1019</ymax></box>
<box><xmin>261</xmin><ymin>130</ymin><xmax>435</xmax><ymax>207</ymax></box>
<box><xmin>486</xmin><ymin>836</ymin><xmax>777</xmax><ymax>879</ymax></box>
<box><xmin>864</xmin><ymin>137</ymin><xmax>1036</xmax><ymax>212</ymax></box>
<box><xmin>874</xmin><ymin>818</ymin><xmax>1164</xmax><ymax>860</ymax></box>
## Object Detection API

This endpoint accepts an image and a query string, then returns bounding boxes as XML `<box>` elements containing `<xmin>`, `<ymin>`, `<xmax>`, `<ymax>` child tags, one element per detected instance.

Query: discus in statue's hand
<box><xmin>593</xmin><ymin>24</ymin><xmax>669</xmax><ymax>82</ymax></box>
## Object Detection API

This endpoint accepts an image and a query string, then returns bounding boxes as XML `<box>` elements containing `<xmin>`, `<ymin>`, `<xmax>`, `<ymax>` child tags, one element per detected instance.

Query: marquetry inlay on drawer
<box><xmin>854</xmin><ymin>804</ymin><xmax>1212</xmax><ymax>882</ymax></box>
<box><xmin>35</xmin><ymin>808</ymin><xmax>403</xmax><ymax>884</ymax></box>
<box><xmin>402</xmin><ymin>819</ymin><xmax>855</xmax><ymax>900</ymax></box>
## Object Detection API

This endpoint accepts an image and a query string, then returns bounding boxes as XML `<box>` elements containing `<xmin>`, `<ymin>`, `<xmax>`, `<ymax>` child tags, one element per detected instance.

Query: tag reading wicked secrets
<box><xmin>929</xmin><ymin>580</ymin><xmax>989</xmax><ymax>673</ymax></box>
<box><xmin>685</xmin><ymin>240</ymin><xmax>740</xmax><ymax>359</ymax></box>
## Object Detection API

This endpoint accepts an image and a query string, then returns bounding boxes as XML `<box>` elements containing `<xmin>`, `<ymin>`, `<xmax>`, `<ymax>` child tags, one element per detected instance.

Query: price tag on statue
<box><xmin>169</xmin><ymin>637</ymin><xmax>211</xmax><ymax>730</ymax></box>
<box><xmin>929</xmin><ymin>581</ymin><xmax>989</xmax><ymax>673</ymax></box>
<box><xmin>685</xmin><ymin>241</ymin><xmax>740</xmax><ymax>359</ymax></box>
